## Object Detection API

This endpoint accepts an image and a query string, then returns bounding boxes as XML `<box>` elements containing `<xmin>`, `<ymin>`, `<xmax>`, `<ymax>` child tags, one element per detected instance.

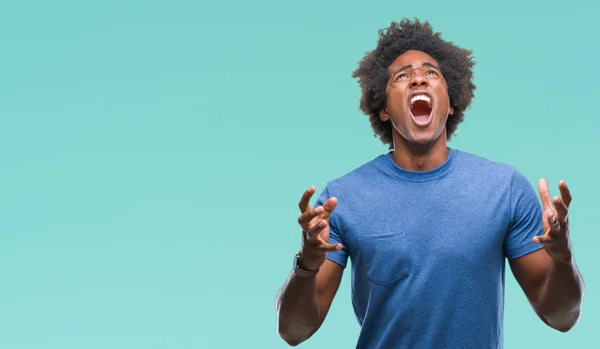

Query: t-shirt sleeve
<box><xmin>314</xmin><ymin>184</ymin><xmax>349</xmax><ymax>268</ymax></box>
<box><xmin>504</xmin><ymin>170</ymin><xmax>545</xmax><ymax>259</ymax></box>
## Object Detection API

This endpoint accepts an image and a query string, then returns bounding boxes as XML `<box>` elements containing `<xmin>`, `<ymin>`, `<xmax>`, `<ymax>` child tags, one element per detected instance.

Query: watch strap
<box><xmin>293</xmin><ymin>252</ymin><xmax>319</xmax><ymax>277</ymax></box>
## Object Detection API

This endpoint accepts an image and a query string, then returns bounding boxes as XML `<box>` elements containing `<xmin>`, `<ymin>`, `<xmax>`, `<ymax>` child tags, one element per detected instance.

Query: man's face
<box><xmin>380</xmin><ymin>50</ymin><xmax>454</xmax><ymax>146</ymax></box>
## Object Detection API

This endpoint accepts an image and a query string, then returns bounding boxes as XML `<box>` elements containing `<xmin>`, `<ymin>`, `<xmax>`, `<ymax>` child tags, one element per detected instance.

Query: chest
<box><xmin>339</xmin><ymin>184</ymin><xmax>510</xmax><ymax>273</ymax></box>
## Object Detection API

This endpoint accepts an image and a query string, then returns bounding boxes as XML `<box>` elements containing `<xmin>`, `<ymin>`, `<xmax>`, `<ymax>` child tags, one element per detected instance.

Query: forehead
<box><xmin>388</xmin><ymin>50</ymin><xmax>439</xmax><ymax>73</ymax></box>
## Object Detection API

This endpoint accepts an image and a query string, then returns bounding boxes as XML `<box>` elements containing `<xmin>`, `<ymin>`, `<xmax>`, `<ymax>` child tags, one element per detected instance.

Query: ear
<box><xmin>379</xmin><ymin>107</ymin><xmax>390</xmax><ymax>121</ymax></box>
<box><xmin>449</xmin><ymin>106</ymin><xmax>454</xmax><ymax>115</ymax></box>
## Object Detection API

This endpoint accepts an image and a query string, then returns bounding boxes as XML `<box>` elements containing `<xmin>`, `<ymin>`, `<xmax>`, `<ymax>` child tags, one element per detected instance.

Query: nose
<box><xmin>410</xmin><ymin>73</ymin><xmax>428</xmax><ymax>87</ymax></box>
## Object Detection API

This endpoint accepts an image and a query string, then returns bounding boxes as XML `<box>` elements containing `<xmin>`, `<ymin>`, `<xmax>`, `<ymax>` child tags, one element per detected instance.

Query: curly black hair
<box><xmin>352</xmin><ymin>18</ymin><xmax>476</xmax><ymax>149</ymax></box>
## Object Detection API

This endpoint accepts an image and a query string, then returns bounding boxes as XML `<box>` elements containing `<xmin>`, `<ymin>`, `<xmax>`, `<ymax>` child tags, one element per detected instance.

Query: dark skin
<box><xmin>275</xmin><ymin>189</ymin><xmax>342</xmax><ymax>346</ymax></box>
<box><xmin>379</xmin><ymin>50</ymin><xmax>454</xmax><ymax>170</ymax></box>
<box><xmin>275</xmin><ymin>50</ymin><xmax>584</xmax><ymax>346</ymax></box>
<box><xmin>510</xmin><ymin>178</ymin><xmax>584</xmax><ymax>331</ymax></box>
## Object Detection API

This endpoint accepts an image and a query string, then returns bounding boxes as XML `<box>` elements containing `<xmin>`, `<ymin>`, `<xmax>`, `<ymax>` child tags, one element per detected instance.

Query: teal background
<box><xmin>0</xmin><ymin>0</ymin><xmax>597</xmax><ymax>348</ymax></box>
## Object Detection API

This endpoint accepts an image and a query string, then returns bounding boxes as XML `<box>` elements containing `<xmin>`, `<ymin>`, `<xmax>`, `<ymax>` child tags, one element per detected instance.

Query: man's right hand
<box><xmin>297</xmin><ymin>186</ymin><xmax>342</xmax><ymax>271</ymax></box>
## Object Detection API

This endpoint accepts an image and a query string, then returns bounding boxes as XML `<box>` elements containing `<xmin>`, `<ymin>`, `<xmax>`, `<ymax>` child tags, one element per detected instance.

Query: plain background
<box><xmin>0</xmin><ymin>0</ymin><xmax>598</xmax><ymax>348</ymax></box>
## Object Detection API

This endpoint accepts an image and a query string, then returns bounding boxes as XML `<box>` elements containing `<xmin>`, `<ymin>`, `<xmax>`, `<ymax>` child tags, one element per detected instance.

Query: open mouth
<box><xmin>409</xmin><ymin>94</ymin><xmax>433</xmax><ymax>124</ymax></box>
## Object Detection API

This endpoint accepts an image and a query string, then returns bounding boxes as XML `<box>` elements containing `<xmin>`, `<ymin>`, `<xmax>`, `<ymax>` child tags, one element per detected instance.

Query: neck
<box><xmin>390</xmin><ymin>132</ymin><xmax>449</xmax><ymax>171</ymax></box>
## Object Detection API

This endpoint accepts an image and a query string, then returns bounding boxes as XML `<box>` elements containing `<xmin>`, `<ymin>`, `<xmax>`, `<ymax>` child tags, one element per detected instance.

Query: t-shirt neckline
<box><xmin>381</xmin><ymin>147</ymin><xmax>459</xmax><ymax>182</ymax></box>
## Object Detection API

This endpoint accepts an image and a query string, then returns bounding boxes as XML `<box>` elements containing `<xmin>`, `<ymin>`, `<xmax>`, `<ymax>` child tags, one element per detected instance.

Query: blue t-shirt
<box><xmin>315</xmin><ymin>148</ymin><xmax>544</xmax><ymax>349</ymax></box>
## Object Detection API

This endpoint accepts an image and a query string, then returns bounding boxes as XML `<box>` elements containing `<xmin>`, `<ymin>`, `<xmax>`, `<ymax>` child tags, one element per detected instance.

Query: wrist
<box><xmin>550</xmin><ymin>241</ymin><xmax>574</xmax><ymax>266</ymax></box>
<box><xmin>552</xmin><ymin>253</ymin><xmax>574</xmax><ymax>266</ymax></box>
<box><xmin>296</xmin><ymin>252</ymin><xmax>322</xmax><ymax>272</ymax></box>
<box><xmin>298</xmin><ymin>259</ymin><xmax>319</xmax><ymax>271</ymax></box>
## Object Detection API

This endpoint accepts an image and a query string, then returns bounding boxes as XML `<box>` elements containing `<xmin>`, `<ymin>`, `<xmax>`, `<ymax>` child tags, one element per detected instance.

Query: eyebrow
<box><xmin>392</xmin><ymin>62</ymin><xmax>440</xmax><ymax>76</ymax></box>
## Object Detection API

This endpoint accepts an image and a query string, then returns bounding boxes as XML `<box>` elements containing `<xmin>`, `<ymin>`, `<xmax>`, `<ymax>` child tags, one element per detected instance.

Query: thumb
<box><xmin>321</xmin><ymin>197</ymin><xmax>338</xmax><ymax>221</ymax></box>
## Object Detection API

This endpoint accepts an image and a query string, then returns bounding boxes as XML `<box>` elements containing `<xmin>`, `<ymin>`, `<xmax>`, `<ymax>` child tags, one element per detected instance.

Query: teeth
<box><xmin>410</xmin><ymin>94</ymin><xmax>431</xmax><ymax>106</ymax></box>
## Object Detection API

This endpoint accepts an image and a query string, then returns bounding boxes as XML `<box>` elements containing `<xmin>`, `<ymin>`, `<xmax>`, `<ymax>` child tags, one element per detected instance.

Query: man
<box><xmin>275</xmin><ymin>18</ymin><xmax>584</xmax><ymax>348</ymax></box>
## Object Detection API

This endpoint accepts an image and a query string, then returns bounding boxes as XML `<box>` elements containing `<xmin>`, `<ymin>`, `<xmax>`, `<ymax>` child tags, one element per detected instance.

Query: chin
<box><xmin>405</xmin><ymin>127</ymin><xmax>445</xmax><ymax>146</ymax></box>
<box><xmin>408</xmin><ymin>134</ymin><xmax>437</xmax><ymax>145</ymax></box>
<box><xmin>391</xmin><ymin>119</ymin><xmax>445</xmax><ymax>147</ymax></box>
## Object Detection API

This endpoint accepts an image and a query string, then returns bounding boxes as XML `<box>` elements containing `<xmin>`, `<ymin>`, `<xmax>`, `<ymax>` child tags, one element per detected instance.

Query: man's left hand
<box><xmin>534</xmin><ymin>178</ymin><xmax>573</xmax><ymax>264</ymax></box>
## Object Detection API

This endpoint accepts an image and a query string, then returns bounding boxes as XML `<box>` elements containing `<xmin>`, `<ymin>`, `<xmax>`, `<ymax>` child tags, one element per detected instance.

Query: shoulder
<box><xmin>312</xmin><ymin>153</ymin><xmax>390</xmax><ymax>210</ymax></box>
<box><xmin>454</xmin><ymin>149</ymin><xmax>537</xmax><ymax>199</ymax></box>
<box><xmin>324</xmin><ymin>153</ymin><xmax>390</xmax><ymax>192</ymax></box>
<box><xmin>454</xmin><ymin>149</ymin><xmax>517</xmax><ymax>174</ymax></box>
<box><xmin>453</xmin><ymin>149</ymin><xmax>527</xmax><ymax>183</ymax></box>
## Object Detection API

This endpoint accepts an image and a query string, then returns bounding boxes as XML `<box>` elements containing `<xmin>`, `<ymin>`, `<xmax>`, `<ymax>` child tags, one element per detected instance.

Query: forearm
<box><xmin>275</xmin><ymin>273</ymin><xmax>321</xmax><ymax>346</ymax></box>
<box><xmin>537</xmin><ymin>257</ymin><xmax>584</xmax><ymax>331</ymax></box>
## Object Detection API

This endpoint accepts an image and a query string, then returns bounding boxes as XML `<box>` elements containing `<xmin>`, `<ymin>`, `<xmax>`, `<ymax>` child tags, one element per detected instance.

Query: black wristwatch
<box><xmin>293</xmin><ymin>252</ymin><xmax>320</xmax><ymax>277</ymax></box>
